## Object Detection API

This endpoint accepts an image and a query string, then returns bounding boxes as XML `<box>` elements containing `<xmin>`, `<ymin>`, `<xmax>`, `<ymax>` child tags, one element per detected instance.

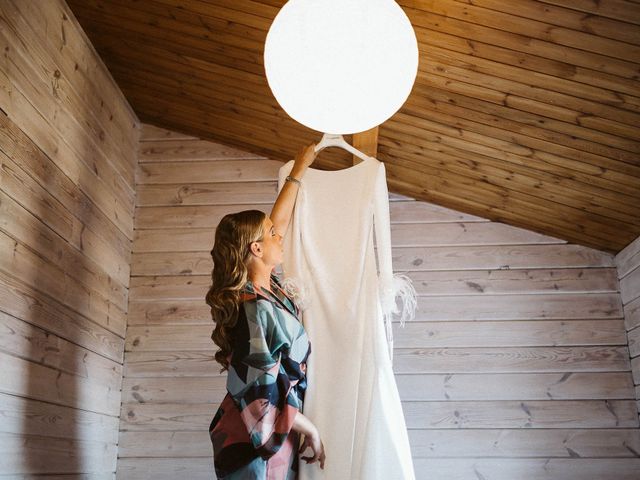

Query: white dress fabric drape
<box><xmin>276</xmin><ymin>157</ymin><xmax>416</xmax><ymax>480</ymax></box>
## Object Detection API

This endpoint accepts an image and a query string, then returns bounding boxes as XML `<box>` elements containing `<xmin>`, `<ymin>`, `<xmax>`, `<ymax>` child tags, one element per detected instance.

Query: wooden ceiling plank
<box><xmin>405</xmin><ymin>93</ymin><xmax>640</xmax><ymax>183</ymax></box>
<box><xmin>75</xmin><ymin>0</ymin><xmax>266</xmax><ymax>53</ymax></box>
<box><xmin>422</xmin><ymin>42</ymin><xmax>640</xmax><ymax>115</ymax></box>
<box><xmin>99</xmin><ymin>0</ymin><xmax>637</xmax><ymax>89</ymax></box>
<box><xmin>80</xmin><ymin>25</ymin><xmax>267</xmax><ymax>89</ymax></box>
<box><xmin>380</xmin><ymin>159</ymin><xmax>630</xmax><ymax>253</ymax></box>
<box><xmin>96</xmin><ymin>0</ymin><xmax>640</xmax><ymax>73</ymax></box>
<box><xmin>105</xmin><ymin>61</ymin><xmax>286</xmax><ymax>123</ymax></box>
<box><xmin>383</xmin><ymin>113</ymin><xmax>640</xmax><ymax>203</ymax></box>
<box><xmin>179</xmin><ymin>54</ymin><xmax>264</xmax><ymax>87</ymax></box>
<box><xmin>70</xmin><ymin>8</ymin><xmax>265</xmax><ymax>62</ymax></box>
<box><xmin>391</xmin><ymin>110</ymin><xmax>640</xmax><ymax>197</ymax></box>
<box><xmin>382</xmin><ymin>122</ymin><xmax>640</xmax><ymax>222</ymax></box>
<box><xmin>136</xmin><ymin>62</ymin><xmax>271</xmax><ymax>106</ymax></box>
<box><xmin>76</xmin><ymin>0</ymin><xmax>640</xmax><ymax>101</ymax></box>
<box><xmin>79</xmin><ymin>1</ymin><xmax>638</xmax><ymax>129</ymax></box>
<box><xmin>406</xmin><ymin>0</ymin><xmax>640</xmax><ymax>62</ymax></box>
<box><xmin>379</xmin><ymin>143</ymin><xmax>637</xmax><ymax>249</ymax></box>
<box><xmin>71</xmin><ymin>4</ymin><xmax>639</xmax><ymax>135</ymax></box>
<box><xmin>536</xmin><ymin>0</ymin><xmax>640</xmax><ymax>25</ymax></box>
<box><xmin>410</xmin><ymin>88</ymin><xmax>638</xmax><ymax>184</ymax></box>
<box><xmin>419</xmin><ymin>72</ymin><xmax>637</xmax><ymax>144</ymax></box>
<box><xmin>418</xmin><ymin>55</ymin><xmax>640</xmax><ymax>133</ymax></box>
<box><xmin>153</xmin><ymin>0</ymin><xmax>277</xmax><ymax>23</ymax></box>
<box><xmin>97</xmin><ymin>47</ymin><xmax>275</xmax><ymax>104</ymax></box>
<box><xmin>415</xmin><ymin>81</ymin><xmax>639</xmax><ymax>161</ymax></box>
<box><xmin>79</xmin><ymin>40</ymin><xmax>356</xmax><ymax>171</ymax></box>
<box><xmin>404</xmin><ymin>5</ymin><xmax>639</xmax><ymax>79</ymax></box>
<box><xmin>420</xmin><ymin>85</ymin><xmax>637</xmax><ymax>149</ymax></box>
<box><xmin>449</xmin><ymin>0</ymin><xmax>640</xmax><ymax>44</ymax></box>
<box><xmin>385</xmin><ymin>132</ymin><xmax>640</xmax><ymax>228</ymax></box>
<box><xmin>79</xmin><ymin>27</ymin><xmax>264</xmax><ymax>82</ymax></box>
<box><xmin>119</xmin><ymin>87</ymin><xmax>284</xmax><ymax>144</ymax></box>
<box><xmin>379</xmin><ymin>130</ymin><xmax>639</xmax><ymax>227</ymax></box>
<box><xmin>387</xmin><ymin>179</ymin><xmax>625</xmax><ymax>253</ymax></box>
<box><xmin>69</xmin><ymin>6</ymin><xmax>265</xmax><ymax>75</ymax></box>
<box><xmin>132</xmin><ymin>0</ymin><xmax>270</xmax><ymax>36</ymax></box>
<box><xmin>417</xmin><ymin>27</ymin><xmax>640</xmax><ymax>98</ymax></box>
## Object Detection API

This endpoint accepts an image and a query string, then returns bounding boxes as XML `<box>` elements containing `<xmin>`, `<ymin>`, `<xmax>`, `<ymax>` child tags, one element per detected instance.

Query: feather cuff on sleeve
<box><xmin>379</xmin><ymin>272</ymin><xmax>417</xmax><ymax>364</ymax></box>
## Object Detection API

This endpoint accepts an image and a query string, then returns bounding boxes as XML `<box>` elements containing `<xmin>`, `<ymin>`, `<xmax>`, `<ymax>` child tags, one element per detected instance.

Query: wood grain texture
<box><xmin>65</xmin><ymin>0</ymin><xmax>640</xmax><ymax>254</ymax></box>
<box><xmin>615</xmin><ymin>235</ymin><xmax>640</xmax><ymax>421</ymax></box>
<box><xmin>0</xmin><ymin>0</ymin><xmax>139</xmax><ymax>476</ymax></box>
<box><xmin>117</xmin><ymin>124</ymin><xmax>638</xmax><ymax>479</ymax></box>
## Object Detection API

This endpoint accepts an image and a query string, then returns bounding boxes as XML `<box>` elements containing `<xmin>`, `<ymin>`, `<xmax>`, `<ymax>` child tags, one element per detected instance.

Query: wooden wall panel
<box><xmin>0</xmin><ymin>0</ymin><xmax>139</xmax><ymax>476</ymax></box>
<box><xmin>118</xmin><ymin>123</ymin><xmax>639</xmax><ymax>480</ymax></box>
<box><xmin>615</xmin><ymin>235</ymin><xmax>640</xmax><ymax>419</ymax></box>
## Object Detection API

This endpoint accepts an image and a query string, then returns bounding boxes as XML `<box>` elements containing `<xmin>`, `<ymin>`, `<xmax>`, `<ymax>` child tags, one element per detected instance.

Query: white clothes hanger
<box><xmin>312</xmin><ymin>132</ymin><xmax>376</xmax><ymax>164</ymax></box>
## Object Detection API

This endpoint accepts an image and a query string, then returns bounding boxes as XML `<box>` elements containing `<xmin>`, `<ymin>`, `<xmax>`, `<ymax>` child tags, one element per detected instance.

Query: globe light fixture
<box><xmin>264</xmin><ymin>0</ymin><xmax>419</xmax><ymax>135</ymax></box>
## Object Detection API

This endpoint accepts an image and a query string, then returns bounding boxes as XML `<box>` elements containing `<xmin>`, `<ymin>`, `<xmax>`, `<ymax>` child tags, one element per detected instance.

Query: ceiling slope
<box><xmin>66</xmin><ymin>0</ymin><xmax>640</xmax><ymax>254</ymax></box>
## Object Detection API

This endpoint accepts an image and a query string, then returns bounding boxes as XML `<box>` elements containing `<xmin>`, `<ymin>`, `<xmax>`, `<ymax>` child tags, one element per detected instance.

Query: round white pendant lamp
<box><xmin>264</xmin><ymin>0</ymin><xmax>419</xmax><ymax>135</ymax></box>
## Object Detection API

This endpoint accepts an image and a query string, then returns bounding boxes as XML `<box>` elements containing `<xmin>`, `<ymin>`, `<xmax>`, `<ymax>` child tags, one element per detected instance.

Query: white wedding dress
<box><xmin>276</xmin><ymin>157</ymin><xmax>417</xmax><ymax>480</ymax></box>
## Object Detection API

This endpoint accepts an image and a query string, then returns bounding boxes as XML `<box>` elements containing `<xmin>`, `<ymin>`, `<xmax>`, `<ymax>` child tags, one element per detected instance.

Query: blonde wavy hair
<box><xmin>206</xmin><ymin>209</ymin><xmax>267</xmax><ymax>373</ymax></box>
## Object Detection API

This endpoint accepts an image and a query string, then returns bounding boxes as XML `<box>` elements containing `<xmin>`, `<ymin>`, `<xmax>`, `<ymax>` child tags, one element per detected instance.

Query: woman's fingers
<box><xmin>300</xmin><ymin>451</ymin><xmax>318</xmax><ymax>464</ymax></box>
<box><xmin>298</xmin><ymin>436</ymin><xmax>308</xmax><ymax>454</ymax></box>
<box><xmin>299</xmin><ymin>433</ymin><xmax>325</xmax><ymax>468</ymax></box>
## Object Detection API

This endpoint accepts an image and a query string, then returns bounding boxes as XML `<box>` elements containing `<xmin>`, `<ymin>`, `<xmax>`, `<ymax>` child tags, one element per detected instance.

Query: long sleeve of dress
<box><xmin>372</xmin><ymin>161</ymin><xmax>417</xmax><ymax>365</ymax></box>
<box><xmin>225</xmin><ymin>298</ymin><xmax>299</xmax><ymax>460</ymax></box>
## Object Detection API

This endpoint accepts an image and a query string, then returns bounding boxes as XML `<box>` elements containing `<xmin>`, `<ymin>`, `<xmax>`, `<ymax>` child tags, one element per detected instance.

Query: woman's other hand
<box><xmin>293</xmin><ymin>411</ymin><xmax>326</xmax><ymax>469</ymax></box>
<box><xmin>299</xmin><ymin>427</ymin><xmax>326</xmax><ymax>470</ymax></box>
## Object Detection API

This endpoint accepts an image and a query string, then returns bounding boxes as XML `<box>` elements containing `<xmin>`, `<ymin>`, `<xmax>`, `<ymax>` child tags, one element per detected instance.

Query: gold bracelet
<box><xmin>285</xmin><ymin>175</ymin><xmax>301</xmax><ymax>186</ymax></box>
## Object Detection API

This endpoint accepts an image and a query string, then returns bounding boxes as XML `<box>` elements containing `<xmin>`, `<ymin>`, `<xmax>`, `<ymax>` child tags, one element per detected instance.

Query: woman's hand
<box><xmin>299</xmin><ymin>427</ymin><xmax>326</xmax><ymax>469</ymax></box>
<box><xmin>293</xmin><ymin>143</ymin><xmax>318</xmax><ymax>171</ymax></box>
<box><xmin>293</xmin><ymin>411</ymin><xmax>326</xmax><ymax>469</ymax></box>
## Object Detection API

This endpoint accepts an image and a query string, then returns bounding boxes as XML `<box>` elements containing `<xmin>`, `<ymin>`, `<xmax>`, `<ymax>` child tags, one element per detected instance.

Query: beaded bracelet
<box><xmin>285</xmin><ymin>175</ymin><xmax>302</xmax><ymax>186</ymax></box>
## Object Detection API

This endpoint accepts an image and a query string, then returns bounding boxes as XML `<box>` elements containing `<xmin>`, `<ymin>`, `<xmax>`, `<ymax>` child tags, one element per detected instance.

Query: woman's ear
<box><xmin>249</xmin><ymin>241</ymin><xmax>262</xmax><ymax>258</ymax></box>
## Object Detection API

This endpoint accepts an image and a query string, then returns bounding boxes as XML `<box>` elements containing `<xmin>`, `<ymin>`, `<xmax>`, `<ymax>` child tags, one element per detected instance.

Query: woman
<box><xmin>207</xmin><ymin>143</ymin><xmax>326</xmax><ymax>479</ymax></box>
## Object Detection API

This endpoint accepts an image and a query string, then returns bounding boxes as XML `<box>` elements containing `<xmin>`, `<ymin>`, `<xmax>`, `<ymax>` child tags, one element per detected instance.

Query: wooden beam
<box><xmin>352</xmin><ymin>126</ymin><xmax>379</xmax><ymax>164</ymax></box>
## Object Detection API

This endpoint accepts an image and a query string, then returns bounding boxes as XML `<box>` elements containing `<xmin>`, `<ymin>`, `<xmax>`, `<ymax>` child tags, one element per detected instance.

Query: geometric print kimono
<box><xmin>210</xmin><ymin>271</ymin><xmax>312</xmax><ymax>479</ymax></box>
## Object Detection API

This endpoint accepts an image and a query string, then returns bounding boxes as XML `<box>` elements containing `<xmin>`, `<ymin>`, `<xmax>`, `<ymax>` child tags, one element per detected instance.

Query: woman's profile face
<box><xmin>257</xmin><ymin>216</ymin><xmax>284</xmax><ymax>267</ymax></box>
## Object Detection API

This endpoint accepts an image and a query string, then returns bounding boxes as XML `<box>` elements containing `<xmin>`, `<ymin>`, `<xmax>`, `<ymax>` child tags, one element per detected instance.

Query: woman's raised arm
<box><xmin>270</xmin><ymin>143</ymin><xmax>316</xmax><ymax>237</ymax></box>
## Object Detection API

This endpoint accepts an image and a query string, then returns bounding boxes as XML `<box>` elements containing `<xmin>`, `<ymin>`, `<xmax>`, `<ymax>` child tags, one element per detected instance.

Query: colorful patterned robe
<box><xmin>210</xmin><ymin>272</ymin><xmax>312</xmax><ymax>479</ymax></box>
